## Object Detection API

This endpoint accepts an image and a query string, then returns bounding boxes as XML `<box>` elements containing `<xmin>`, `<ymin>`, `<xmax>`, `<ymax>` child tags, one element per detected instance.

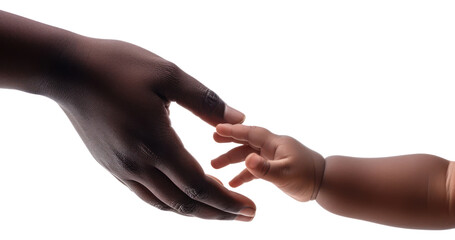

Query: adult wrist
<box><xmin>25</xmin><ymin>32</ymin><xmax>87</xmax><ymax>99</ymax></box>
<box><xmin>0</xmin><ymin>11</ymin><xmax>84</xmax><ymax>96</ymax></box>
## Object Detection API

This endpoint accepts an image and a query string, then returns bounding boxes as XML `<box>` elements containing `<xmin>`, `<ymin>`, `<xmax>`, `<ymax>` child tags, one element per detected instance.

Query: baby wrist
<box><xmin>310</xmin><ymin>152</ymin><xmax>326</xmax><ymax>200</ymax></box>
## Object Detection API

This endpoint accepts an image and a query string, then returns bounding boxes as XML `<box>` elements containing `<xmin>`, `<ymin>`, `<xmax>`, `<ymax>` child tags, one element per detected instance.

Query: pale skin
<box><xmin>212</xmin><ymin>123</ymin><xmax>455</xmax><ymax>229</ymax></box>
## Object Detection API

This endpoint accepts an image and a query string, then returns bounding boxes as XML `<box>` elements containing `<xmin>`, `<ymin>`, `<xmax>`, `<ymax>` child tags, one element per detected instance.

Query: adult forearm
<box><xmin>316</xmin><ymin>154</ymin><xmax>455</xmax><ymax>229</ymax></box>
<box><xmin>0</xmin><ymin>10</ymin><xmax>76</xmax><ymax>93</ymax></box>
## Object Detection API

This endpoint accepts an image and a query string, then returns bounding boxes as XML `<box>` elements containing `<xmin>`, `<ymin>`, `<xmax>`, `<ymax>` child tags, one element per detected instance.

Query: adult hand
<box><xmin>40</xmin><ymin>37</ymin><xmax>255</xmax><ymax>221</ymax></box>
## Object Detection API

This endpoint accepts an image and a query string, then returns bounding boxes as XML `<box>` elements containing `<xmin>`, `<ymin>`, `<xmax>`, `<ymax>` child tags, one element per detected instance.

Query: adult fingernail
<box><xmin>224</xmin><ymin>105</ymin><xmax>245</xmax><ymax>124</ymax></box>
<box><xmin>207</xmin><ymin>174</ymin><xmax>223</xmax><ymax>186</ymax></box>
<box><xmin>235</xmin><ymin>215</ymin><xmax>254</xmax><ymax>222</ymax></box>
<box><xmin>238</xmin><ymin>207</ymin><xmax>256</xmax><ymax>217</ymax></box>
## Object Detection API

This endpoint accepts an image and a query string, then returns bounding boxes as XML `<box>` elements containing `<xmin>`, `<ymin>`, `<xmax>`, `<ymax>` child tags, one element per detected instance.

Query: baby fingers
<box><xmin>229</xmin><ymin>153</ymin><xmax>289</xmax><ymax>188</ymax></box>
<box><xmin>229</xmin><ymin>169</ymin><xmax>257</xmax><ymax>187</ymax></box>
<box><xmin>244</xmin><ymin>153</ymin><xmax>288</xmax><ymax>186</ymax></box>
<box><xmin>216</xmin><ymin>124</ymin><xmax>274</xmax><ymax>150</ymax></box>
<box><xmin>211</xmin><ymin>145</ymin><xmax>258</xmax><ymax>169</ymax></box>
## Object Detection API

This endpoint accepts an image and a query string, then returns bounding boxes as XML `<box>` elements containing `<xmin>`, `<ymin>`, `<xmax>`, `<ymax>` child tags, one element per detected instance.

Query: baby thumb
<box><xmin>245</xmin><ymin>153</ymin><xmax>278</xmax><ymax>183</ymax></box>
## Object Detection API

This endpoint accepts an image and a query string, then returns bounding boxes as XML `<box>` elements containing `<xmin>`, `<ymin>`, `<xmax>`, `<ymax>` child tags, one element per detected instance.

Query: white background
<box><xmin>1</xmin><ymin>0</ymin><xmax>455</xmax><ymax>239</ymax></box>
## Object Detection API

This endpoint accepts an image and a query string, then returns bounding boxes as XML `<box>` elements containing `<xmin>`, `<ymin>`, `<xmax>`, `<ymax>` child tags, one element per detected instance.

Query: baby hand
<box><xmin>212</xmin><ymin>124</ymin><xmax>326</xmax><ymax>202</ymax></box>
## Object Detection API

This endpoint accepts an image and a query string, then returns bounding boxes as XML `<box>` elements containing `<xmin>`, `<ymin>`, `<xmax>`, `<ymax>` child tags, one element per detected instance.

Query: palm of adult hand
<box><xmin>46</xmin><ymin>38</ymin><xmax>255</xmax><ymax>220</ymax></box>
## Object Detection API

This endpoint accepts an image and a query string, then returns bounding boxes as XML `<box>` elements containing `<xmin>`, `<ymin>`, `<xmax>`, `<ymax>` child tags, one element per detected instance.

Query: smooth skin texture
<box><xmin>213</xmin><ymin>123</ymin><xmax>455</xmax><ymax>229</ymax></box>
<box><xmin>212</xmin><ymin>124</ymin><xmax>325</xmax><ymax>202</ymax></box>
<box><xmin>0</xmin><ymin>10</ymin><xmax>255</xmax><ymax>221</ymax></box>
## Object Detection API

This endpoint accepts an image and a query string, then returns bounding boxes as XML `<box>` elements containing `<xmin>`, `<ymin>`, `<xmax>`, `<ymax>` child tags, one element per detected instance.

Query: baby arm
<box><xmin>318</xmin><ymin>154</ymin><xmax>455</xmax><ymax>229</ymax></box>
<box><xmin>213</xmin><ymin>124</ymin><xmax>455</xmax><ymax>229</ymax></box>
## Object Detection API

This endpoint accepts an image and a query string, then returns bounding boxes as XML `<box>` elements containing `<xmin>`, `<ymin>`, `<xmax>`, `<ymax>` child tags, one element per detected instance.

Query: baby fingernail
<box><xmin>238</xmin><ymin>207</ymin><xmax>256</xmax><ymax>217</ymax></box>
<box><xmin>224</xmin><ymin>105</ymin><xmax>245</xmax><ymax>124</ymax></box>
<box><xmin>246</xmin><ymin>154</ymin><xmax>262</xmax><ymax>169</ymax></box>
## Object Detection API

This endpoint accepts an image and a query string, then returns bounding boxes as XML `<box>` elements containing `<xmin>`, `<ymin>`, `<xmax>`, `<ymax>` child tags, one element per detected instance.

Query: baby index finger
<box><xmin>213</xmin><ymin>132</ymin><xmax>246</xmax><ymax>145</ymax></box>
<box><xmin>216</xmin><ymin>124</ymin><xmax>274</xmax><ymax>149</ymax></box>
<box><xmin>229</xmin><ymin>168</ymin><xmax>256</xmax><ymax>188</ymax></box>
<box><xmin>211</xmin><ymin>145</ymin><xmax>258</xmax><ymax>169</ymax></box>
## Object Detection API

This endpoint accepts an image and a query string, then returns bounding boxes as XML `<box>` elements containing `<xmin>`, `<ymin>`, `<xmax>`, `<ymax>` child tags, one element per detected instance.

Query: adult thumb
<box><xmin>162</xmin><ymin>67</ymin><xmax>245</xmax><ymax>126</ymax></box>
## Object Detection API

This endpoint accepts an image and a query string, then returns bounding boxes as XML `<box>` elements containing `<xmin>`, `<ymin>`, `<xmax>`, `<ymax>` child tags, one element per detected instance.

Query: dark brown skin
<box><xmin>0</xmin><ymin>10</ymin><xmax>255</xmax><ymax>221</ymax></box>
<box><xmin>214</xmin><ymin>124</ymin><xmax>455</xmax><ymax>229</ymax></box>
<box><xmin>3</xmin><ymin>10</ymin><xmax>454</xmax><ymax>229</ymax></box>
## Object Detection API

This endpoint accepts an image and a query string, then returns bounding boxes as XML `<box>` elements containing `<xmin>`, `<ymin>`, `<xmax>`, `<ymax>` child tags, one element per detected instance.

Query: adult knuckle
<box><xmin>221</xmin><ymin>201</ymin><xmax>243</xmax><ymax>214</ymax></box>
<box><xmin>171</xmin><ymin>201</ymin><xmax>197</xmax><ymax>215</ymax></box>
<box><xmin>113</xmin><ymin>150</ymin><xmax>141</xmax><ymax>175</ymax></box>
<box><xmin>137</xmin><ymin>142</ymin><xmax>163</xmax><ymax>168</ymax></box>
<box><xmin>155</xmin><ymin>60</ymin><xmax>182</xmax><ymax>88</ymax></box>
<box><xmin>150</xmin><ymin>202</ymin><xmax>171</xmax><ymax>211</ymax></box>
<box><xmin>185</xmin><ymin>185</ymin><xmax>209</xmax><ymax>201</ymax></box>
<box><xmin>163</xmin><ymin>62</ymin><xmax>180</xmax><ymax>78</ymax></box>
<box><xmin>203</xmin><ymin>88</ymin><xmax>223</xmax><ymax>113</ymax></box>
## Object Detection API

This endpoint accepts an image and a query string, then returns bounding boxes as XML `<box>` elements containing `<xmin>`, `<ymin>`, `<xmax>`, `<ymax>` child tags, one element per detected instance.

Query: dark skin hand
<box><xmin>0</xmin><ymin>10</ymin><xmax>255</xmax><ymax>221</ymax></box>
